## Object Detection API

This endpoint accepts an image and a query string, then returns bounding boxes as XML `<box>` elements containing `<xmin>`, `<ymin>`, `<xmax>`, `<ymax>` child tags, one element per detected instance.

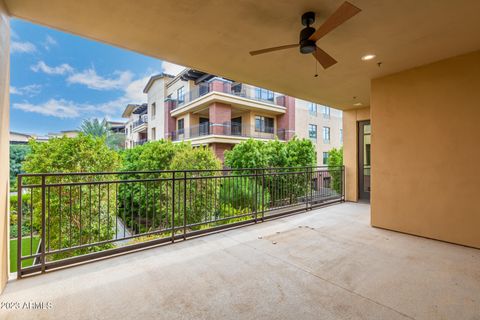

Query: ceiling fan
<box><xmin>249</xmin><ymin>1</ymin><xmax>361</xmax><ymax>69</ymax></box>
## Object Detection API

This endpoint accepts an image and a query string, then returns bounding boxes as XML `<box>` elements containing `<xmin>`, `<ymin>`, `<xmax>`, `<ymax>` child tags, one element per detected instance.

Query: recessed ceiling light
<box><xmin>353</xmin><ymin>102</ymin><xmax>363</xmax><ymax>106</ymax></box>
<box><xmin>361</xmin><ymin>54</ymin><xmax>376</xmax><ymax>61</ymax></box>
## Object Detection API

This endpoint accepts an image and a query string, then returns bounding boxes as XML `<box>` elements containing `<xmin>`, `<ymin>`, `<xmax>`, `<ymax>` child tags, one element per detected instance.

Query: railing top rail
<box><xmin>18</xmin><ymin>165</ymin><xmax>344</xmax><ymax>177</ymax></box>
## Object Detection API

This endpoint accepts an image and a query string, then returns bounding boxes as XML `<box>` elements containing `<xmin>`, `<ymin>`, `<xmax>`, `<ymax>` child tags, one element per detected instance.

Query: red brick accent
<box><xmin>209</xmin><ymin>79</ymin><xmax>231</xmax><ymax>93</ymax></box>
<box><xmin>164</xmin><ymin>99</ymin><xmax>177</xmax><ymax>139</ymax></box>
<box><xmin>276</xmin><ymin>95</ymin><xmax>296</xmax><ymax>140</ymax></box>
<box><xmin>209</xmin><ymin>102</ymin><xmax>232</xmax><ymax>135</ymax></box>
<box><xmin>211</xmin><ymin>143</ymin><xmax>233</xmax><ymax>163</ymax></box>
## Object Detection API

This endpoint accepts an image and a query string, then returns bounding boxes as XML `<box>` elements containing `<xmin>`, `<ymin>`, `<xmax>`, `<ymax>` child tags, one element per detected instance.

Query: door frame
<box><xmin>358</xmin><ymin>120</ymin><xmax>371</xmax><ymax>201</ymax></box>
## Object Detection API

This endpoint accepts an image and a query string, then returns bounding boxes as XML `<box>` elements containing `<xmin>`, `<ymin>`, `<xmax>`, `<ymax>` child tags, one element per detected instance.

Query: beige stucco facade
<box><xmin>343</xmin><ymin>107</ymin><xmax>370</xmax><ymax>202</ymax></box>
<box><xmin>0</xmin><ymin>0</ymin><xmax>9</xmax><ymax>293</ymax></box>
<box><xmin>295</xmin><ymin>99</ymin><xmax>343</xmax><ymax>165</ymax></box>
<box><xmin>370</xmin><ymin>50</ymin><xmax>480</xmax><ymax>249</ymax></box>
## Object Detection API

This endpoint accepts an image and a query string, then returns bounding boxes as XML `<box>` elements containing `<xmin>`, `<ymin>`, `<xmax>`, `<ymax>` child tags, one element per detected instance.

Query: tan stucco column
<box><xmin>343</xmin><ymin>107</ymin><xmax>370</xmax><ymax>202</ymax></box>
<box><xmin>0</xmin><ymin>0</ymin><xmax>10</xmax><ymax>293</ymax></box>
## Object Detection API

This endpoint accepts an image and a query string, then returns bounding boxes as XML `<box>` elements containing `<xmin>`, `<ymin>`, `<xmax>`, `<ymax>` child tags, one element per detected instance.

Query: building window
<box><xmin>323</xmin><ymin>152</ymin><xmax>329</xmax><ymax>165</ymax></box>
<box><xmin>322</xmin><ymin>106</ymin><xmax>331</xmax><ymax>119</ymax></box>
<box><xmin>254</xmin><ymin>88</ymin><xmax>274</xmax><ymax>102</ymax></box>
<box><xmin>178</xmin><ymin>119</ymin><xmax>184</xmax><ymax>134</ymax></box>
<box><xmin>177</xmin><ymin>87</ymin><xmax>185</xmax><ymax>104</ymax></box>
<box><xmin>323</xmin><ymin>126</ymin><xmax>331</xmax><ymax>143</ymax></box>
<box><xmin>308</xmin><ymin>124</ymin><xmax>317</xmax><ymax>140</ymax></box>
<box><xmin>151</xmin><ymin>127</ymin><xmax>156</xmax><ymax>140</ymax></box>
<box><xmin>308</xmin><ymin>103</ymin><xmax>317</xmax><ymax>116</ymax></box>
<box><xmin>151</xmin><ymin>102</ymin><xmax>156</xmax><ymax>119</ymax></box>
<box><xmin>255</xmin><ymin>116</ymin><xmax>274</xmax><ymax>133</ymax></box>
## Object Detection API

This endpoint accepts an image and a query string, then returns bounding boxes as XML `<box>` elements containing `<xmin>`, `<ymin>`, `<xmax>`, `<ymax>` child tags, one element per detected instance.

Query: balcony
<box><xmin>133</xmin><ymin>138</ymin><xmax>148</xmax><ymax>146</ymax></box>
<box><xmin>169</xmin><ymin>82</ymin><xmax>286</xmax><ymax>117</ymax></box>
<box><xmin>2</xmin><ymin>202</ymin><xmax>479</xmax><ymax>319</ymax></box>
<box><xmin>170</xmin><ymin>122</ymin><xmax>287</xmax><ymax>142</ymax></box>
<box><xmin>132</xmin><ymin>115</ymin><xmax>148</xmax><ymax>132</ymax></box>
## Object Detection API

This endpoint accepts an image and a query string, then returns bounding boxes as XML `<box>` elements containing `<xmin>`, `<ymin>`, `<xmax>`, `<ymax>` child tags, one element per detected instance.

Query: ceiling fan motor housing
<box><xmin>299</xmin><ymin>26</ymin><xmax>316</xmax><ymax>54</ymax></box>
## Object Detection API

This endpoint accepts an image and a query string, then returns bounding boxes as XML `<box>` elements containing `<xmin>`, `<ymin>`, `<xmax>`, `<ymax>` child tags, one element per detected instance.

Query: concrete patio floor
<box><xmin>1</xmin><ymin>202</ymin><xmax>479</xmax><ymax>319</ymax></box>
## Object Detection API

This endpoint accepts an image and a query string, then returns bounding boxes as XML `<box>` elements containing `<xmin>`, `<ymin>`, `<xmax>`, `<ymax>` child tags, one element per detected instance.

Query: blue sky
<box><xmin>10</xmin><ymin>18</ymin><xmax>184</xmax><ymax>135</ymax></box>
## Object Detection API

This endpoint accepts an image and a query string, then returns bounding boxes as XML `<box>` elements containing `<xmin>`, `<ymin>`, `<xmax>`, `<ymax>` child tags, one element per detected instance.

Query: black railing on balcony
<box><xmin>173</xmin><ymin>82</ymin><xmax>280</xmax><ymax>110</ymax></box>
<box><xmin>134</xmin><ymin>138</ymin><xmax>148</xmax><ymax>146</ymax></box>
<box><xmin>132</xmin><ymin>115</ymin><xmax>148</xmax><ymax>129</ymax></box>
<box><xmin>16</xmin><ymin>166</ymin><xmax>344</xmax><ymax>277</ymax></box>
<box><xmin>170</xmin><ymin>122</ymin><xmax>286</xmax><ymax>141</ymax></box>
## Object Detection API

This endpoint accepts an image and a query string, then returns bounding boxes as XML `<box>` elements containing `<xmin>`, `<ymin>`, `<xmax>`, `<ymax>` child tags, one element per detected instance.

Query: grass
<box><xmin>9</xmin><ymin>235</ymin><xmax>40</xmax><ymax>273</ymax></box>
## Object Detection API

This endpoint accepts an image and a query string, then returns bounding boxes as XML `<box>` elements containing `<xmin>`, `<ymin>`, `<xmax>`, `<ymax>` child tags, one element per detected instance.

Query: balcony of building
<box><xmin>169</xmin><ymin>80</ymin><xmax>287</xmax><ymax>118</ymax></box>
<box><xmin>170</xmin><ymin>122</ymin><xmax>287</xmax><ymax>144</ymax></box>
<box><xmin>132</xmin><ymin>114</ymin><xmax>148</xmax><ymax>133</ymax></box>
<box><xmin>2</xmin><ymin>201</ymin><xmax>479</xmax><ymax>319</ymax></box>
<box><xmin>168</xmin><ymin>99</ymin><xmax>292</xmax><ymax>145</ymax></box>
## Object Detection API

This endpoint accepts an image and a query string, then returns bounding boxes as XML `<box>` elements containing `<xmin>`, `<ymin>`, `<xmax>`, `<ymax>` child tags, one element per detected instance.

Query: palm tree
<box><xmin>80</xmin><ymin>118</ymin><xmax>125</xmax><ymax>150</ymax></box>
<box><xmin>80</xmin><ymin>118</ymin><xmax>109</xmax><ymax>137</ymax></box>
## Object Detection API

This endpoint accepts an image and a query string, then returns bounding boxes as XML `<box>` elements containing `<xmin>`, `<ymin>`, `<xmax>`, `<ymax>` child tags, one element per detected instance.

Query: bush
<box><xmin>10</xmin><ymin>144</ymin><xmax>31</xmax><ymax>190</ymax></box>
<box><xmin>119</xmin><ymin>142</ymin><xmax>222</xmax><ymax>232</ymax></box>
<box><xmin>219</xmin><ymin>176</ymin><xmax>270</xmax><ymax>211</ymax></box>
<box><xmin>224</xmin><ymin>137</ymin><xmax>316</xmax><ymax>169</ymax></box>
<box><xmin>327</xmin><ymin>147</ymin><xmax>343</xmax><ymax>194</ymax></box>
<box><xmin>224</xmin><ymin>137</ymin><xmax>316</xmax><ymax>207</ymax></box>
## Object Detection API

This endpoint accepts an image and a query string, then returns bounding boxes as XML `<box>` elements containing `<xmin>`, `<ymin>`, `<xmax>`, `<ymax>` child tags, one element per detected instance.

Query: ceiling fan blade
<box><xmin>309</xmin><ymin>1</ymin><xmax>361</xmax><ymax>42</ymax></box>
<box><xmin>312</xmin><ymin>47</ymin><xmax>337</xmax><ymax>69</ymax></box>
<box><xmin>249</xmin><ymin>44</ymin><xmax>298</xmax><ymax>56</ymax></box>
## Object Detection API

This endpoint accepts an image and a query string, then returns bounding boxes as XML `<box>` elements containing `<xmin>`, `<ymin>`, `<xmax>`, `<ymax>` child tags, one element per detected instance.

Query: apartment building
<box><xmin>123</xmin><ymin>69</ymin><xmax>342</xmax><ymax>164</ymax></box>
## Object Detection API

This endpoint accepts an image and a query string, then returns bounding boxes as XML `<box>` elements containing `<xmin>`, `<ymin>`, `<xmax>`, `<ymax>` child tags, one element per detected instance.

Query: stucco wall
<box><xmin>343</xmin><ymin>107</ymin><xmax>370</xmax><ymax>202</ymax></box>
<box><xmin>371</xmin><ymin>50</ymin><xmax>480</xmax><ymax>248</ymax></box>
<box><xmin>295</xmin><ymin>99</ymin><xmax>343</xmax><ymax>166</ymax></box>
<box><xmin>147</xmin><ymin>79</ymin><xmax>165</xmax><ymax>140</ymax></box>
<box><xmin>0</xmin><ymin>0</ymin><xmax>9</xmax><ymax>293</ymax></box>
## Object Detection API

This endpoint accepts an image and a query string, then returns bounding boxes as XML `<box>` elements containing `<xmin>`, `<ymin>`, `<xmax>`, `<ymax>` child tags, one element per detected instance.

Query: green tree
<box><xmin>22</xmin><ymin>134</ymin><xmax>120</xmax><ymax>260</ymax></box>
<box><xmin>10</xmin><ymin>144</ymin><xmax>31</xmax><ymax>190</ymax></box>
<box><xmin>119</xmin><ymin>141</ymin><xmax>222</xmax><ymax>233</ymax></box>
<box><xmin>170</xmin><ymin>147</ymin><xmax>222</xmax><ymax>226</ymax></box>
<box><xmin>80</xmin><ymin>118</ymin><xmax>125</xmax><ymax>150</ymax></box>
<box><xmin>224</xmin><ymin>137</ymin><xmax>316</xmax><ymax>206</ymax></box>
<box><xmin>327</xmin><ymin>147</ymin><xmax>343</xmax><ymax>194</ymax></box>
<box><xmin>224</xmin><ymin>139</ymin><xmax>269</xmax><ymax>170</ymax></box>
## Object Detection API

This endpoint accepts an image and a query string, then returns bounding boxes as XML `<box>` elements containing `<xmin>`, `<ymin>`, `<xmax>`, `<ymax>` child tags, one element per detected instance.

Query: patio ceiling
<box><xmin>4</xmin><ymin>0</ymin><xmax>480</xmax><ymax>110</ymax></box>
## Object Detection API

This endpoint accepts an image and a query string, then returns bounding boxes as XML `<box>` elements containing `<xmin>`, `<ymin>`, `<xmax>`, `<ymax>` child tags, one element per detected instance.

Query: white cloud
<box><xmin>31</xmin><ymin>61</ymin><xmax>74</xmax><ymax>75</ymax></box>
<box><xmin>13</xmin><ymin>99</ymin><xmax>95</xmax><ymax>118</ymax></box>
<box><xmin>162</xmin><ymin>61</ymin><xmax>185</xmax><ymax>76</ymax></box>
<box><xmin>43</xmin><ymin>35</ymin><xmax>58</xmax><ymax>50</ymax></box>
<box><xmin>67</xmin><ymin>68</ymin><xmax>133</xmax><ymax>91</ymax></box>
<box><xmin>11</xmin><ymin>41</ymin><xmax>37</xmax><ymax>54</ymax></box>
<box><xmin>10</xmin><ymin>84</ymin><xmax>42</xmax><ymax>96</ymax></box>
<box><xmin>124</xmin><ymin>76</ymin><xmax>150</xmax><ymax>101</ymax></box>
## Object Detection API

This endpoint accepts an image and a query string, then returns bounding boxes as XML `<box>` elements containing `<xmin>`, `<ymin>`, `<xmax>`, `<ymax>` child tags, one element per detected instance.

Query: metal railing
<box><xmin>133</xmin><ymin>138</ymin><xmax>148</xmax><ymax>146</ymax></box>
<box><xmin>16</xmin><ymin>166</ymin><xmax>344</xmax><ymax>277</ymax></box>
<box><xmin>173</xmin><ymin>82</ymin><xmax>280</xmax><ymax>110</ymax></box>
<box><xmin>132</xmin><ymin>115</ymin><xmax>148</xmax><ymax>129</ymax></box>
<box><xmin>170</xmin><ymin>122</ymin><xmax>286</xmax><ymax>141</ymax></box>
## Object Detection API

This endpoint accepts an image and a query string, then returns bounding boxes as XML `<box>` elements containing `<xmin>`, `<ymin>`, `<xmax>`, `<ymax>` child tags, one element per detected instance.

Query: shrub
<box><xmin>224</xmin><ymin>137</ymin><xmax>316</xmax><ymax>206</ymax></box>
<box><xmin>119</xmin><ymin>142</ymin><xmax>222</xmax><ymax>232</ymax></box>
<box><xmin>10</xmin><ymin>144</ymin><xmax>31</xmax><ymax>190</ymax></box>
<box><xmin>219</xmin><ymin>176</ymin><xmax>270</xmax><ymax>211</ymax></box>
<box><xmin>224</xmin><ymin>137</ymin><xmax>316</xmax><ymax>170</ymax></box>
<box><xmin>327</xmin><ymin>147</ymin><xmax>343</xmax><ymax>194</ymax></box>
